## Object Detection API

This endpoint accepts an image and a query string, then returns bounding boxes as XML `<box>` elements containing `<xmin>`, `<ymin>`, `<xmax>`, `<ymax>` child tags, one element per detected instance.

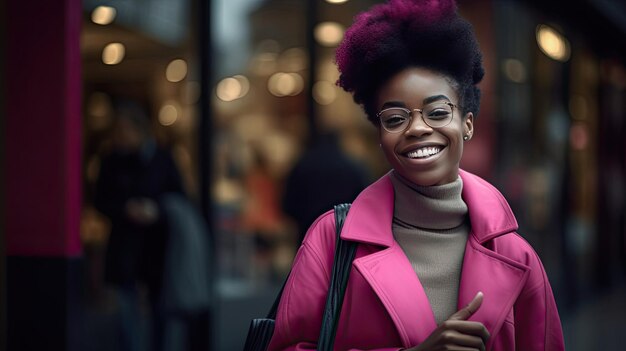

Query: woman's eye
<box><xmin>427</xmin><ymin>109</ymin><xmax>451</xmax><ymax>119</ymax></box>
<box><xmin>385</xmin><ymin>115</ymin><xmax>407</xmax><ymax>125</ymax></box>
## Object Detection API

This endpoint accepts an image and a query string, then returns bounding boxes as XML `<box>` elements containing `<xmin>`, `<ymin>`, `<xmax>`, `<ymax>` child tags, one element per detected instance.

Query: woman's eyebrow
<box><xmin>380</xmin><ymin>95</ymin><xmax>451</xmax><ymax>110</ymax></box>
<box><xmin>380</xmin><ymin>101</ymin><xmax>406</xmax><ymax>109</ymax></box>
<box><xmin>423</xmin><ymin>94</ymin><xmax>451</xmax><ymax>105</ymax></box>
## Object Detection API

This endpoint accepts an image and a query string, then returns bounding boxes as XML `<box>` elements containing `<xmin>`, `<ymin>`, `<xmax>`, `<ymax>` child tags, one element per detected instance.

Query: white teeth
<box><xmin>406</xmin><ymin>146</ymin><xmax>442</xmax><ymax>159</ymax></box>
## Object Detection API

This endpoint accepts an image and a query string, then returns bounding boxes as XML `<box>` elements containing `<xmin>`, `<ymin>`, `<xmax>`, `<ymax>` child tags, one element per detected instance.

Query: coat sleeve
<box><xmin>512</xmin><ymin>240</ymin><xmax>565</xmax><ymax>351</ymax></box>
<box><xmin>267</xmin><ymin>211</ymin><xmax>402</xmax><ymax>351</ymax></box>
<box><xmin>267</xmin><ymin>211</ymin><xmax>334</xmax><ymax>350</ymax></box>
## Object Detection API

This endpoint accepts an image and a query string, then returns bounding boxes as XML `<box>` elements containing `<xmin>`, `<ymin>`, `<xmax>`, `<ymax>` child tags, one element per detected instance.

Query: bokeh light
<box><xmin>536</xmin><ymin>24</ymin><xmax>570</xmax><ymax>62</ymax></box>
<box><xmin>216</xmin><ymin>75</ymin><xmax>250</xmax><ymax>102</ymax></box>
<box><xmin>166</xmin><ymin>59</ymin><xmax>188</xmax><ymax>82</ymax></box>
<box><xmin>314</xmin><ymin>22</ymin><xmax>345</xmax><ymax>47</ymax></box>
<box><xmin>313</xmin><ymin>81</ymin><xmax>337</xmax><ymax>105</ymax></box>
<box><xmin>268</xmin><ymin>72</ymin><xmax>304</xmax><ymax>97</ymax></box>
<box><xmin>102</xmin><ymin>43</ymin><xmax>125</xmax><ymax>65</ymax></box>
<box><xmin>159</xmin><ymin>103</ymin><xmax>179</xmax><ymax>126</ymax></box>
<box><xmin>91</xmin><ymin>6</ymin><xmax>116</xmax><ymax>25</ymax></box>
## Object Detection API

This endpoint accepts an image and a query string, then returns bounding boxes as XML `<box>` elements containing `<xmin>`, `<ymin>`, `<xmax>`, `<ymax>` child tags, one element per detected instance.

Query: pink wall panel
<box><xmin>6</xmin><ymin>0</ymin><xmax>82</xmax><ymax>257</ymax></box>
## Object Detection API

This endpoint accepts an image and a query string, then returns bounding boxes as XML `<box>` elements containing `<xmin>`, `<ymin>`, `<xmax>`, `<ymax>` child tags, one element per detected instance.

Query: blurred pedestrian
<box><xmin>282</xmin><ymin>132</ymin><xmax>370</xmax><ymax>245</ymax></box>
<box><xmin>94</xmin><ymin>99</ymin><xmax>184</xmax><ymax>351</ymax></box>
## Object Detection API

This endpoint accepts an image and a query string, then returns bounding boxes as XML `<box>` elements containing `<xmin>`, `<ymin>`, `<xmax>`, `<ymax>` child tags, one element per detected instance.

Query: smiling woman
<box><xmin>377</xmin><ymin>67</ymin><xmax>473</xmax><ymax>186</ymax></box>
<box><xmin>267</xmin><ymin>0</ymin><xmax>565</xmax><ymax>350</ymax></box>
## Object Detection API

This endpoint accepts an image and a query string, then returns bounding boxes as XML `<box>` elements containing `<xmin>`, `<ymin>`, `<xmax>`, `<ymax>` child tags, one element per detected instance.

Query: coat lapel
<box><xmin>458</xmin><ymin>170</ymin><xmax>530</xmax><ymax>350</ymax></box>
<box><xmin>341</xmin><ymin>174</ymin><xmax>437</xmax><ymax>347</ymax></box>
<box><xmin>457</xmin><ymin>236</ymin><xmax>529</xmax><ymax>350</ymax></box>
<box><xmin>353</xmin><ymin>243</ymin><xmax>437</xmax><ymax>348</ymax></box>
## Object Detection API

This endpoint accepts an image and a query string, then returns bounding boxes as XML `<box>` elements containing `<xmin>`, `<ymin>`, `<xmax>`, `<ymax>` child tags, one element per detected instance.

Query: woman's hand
<box><xmin>405</xmin><ymin>292</ymin><xmax>490</xmax><ymax>351</ymax></box>
<box><xmin>125</xmin><ymin>197</ymin><xmax>159</xmax><ymax>225</ymax></box>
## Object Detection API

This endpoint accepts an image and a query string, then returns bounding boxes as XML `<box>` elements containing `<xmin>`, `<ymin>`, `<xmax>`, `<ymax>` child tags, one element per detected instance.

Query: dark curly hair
<box><xmin>336</xmin><ymin>0</ymin><xmax>484</xmax><ymax>124</ymax></box>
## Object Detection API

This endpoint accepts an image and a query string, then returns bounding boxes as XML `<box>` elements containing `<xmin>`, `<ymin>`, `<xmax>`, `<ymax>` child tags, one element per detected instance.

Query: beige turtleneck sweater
<box><xmin>390</xmin><ymin>171</ymin><xmax>469</xmax><ymax>325</ymax></box>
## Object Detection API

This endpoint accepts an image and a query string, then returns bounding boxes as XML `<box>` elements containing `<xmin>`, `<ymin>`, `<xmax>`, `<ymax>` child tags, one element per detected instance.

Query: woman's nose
<box><xmin>404</xmin><ymin>110</ymin><xmax>433</xmax><ymax>136</ymax></box>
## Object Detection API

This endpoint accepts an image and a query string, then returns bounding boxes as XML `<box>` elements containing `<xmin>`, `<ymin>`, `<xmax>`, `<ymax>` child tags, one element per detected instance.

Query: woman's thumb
<box><xmin>448</xmin><ymin>291</ymin><xmax>483</xmax><ymax>321</ymax></box>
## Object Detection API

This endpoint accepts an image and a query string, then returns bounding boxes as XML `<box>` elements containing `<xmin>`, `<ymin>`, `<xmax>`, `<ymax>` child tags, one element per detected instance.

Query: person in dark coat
<box><xmin>94</xmin><ymin>100</ymin><xmax>184</xmax><ymax>351</ymax></box>
<box><xmin>283</xmin><ymin>132</ymin><xmax>370</xmax><ymax>245</ymax></box>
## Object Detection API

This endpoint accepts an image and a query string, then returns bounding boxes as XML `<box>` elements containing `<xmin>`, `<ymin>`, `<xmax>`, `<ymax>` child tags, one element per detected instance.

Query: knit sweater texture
<box><xmin>390</xmin><ymin>171</ymin><xmax>469</xmax><ymax>325</ymax></box>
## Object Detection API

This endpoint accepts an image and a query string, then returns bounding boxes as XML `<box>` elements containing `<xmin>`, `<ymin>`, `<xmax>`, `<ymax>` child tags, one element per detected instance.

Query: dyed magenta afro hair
<box><xmin>336</xmin><ymin>0</ymin><xmax>484</xmax><ymax>124</ymax></box>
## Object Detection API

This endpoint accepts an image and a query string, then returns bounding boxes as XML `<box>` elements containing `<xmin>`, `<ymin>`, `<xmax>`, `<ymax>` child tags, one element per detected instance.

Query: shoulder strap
<box><xmin>265</xmin><ymin>203</ymin><xmax>356</xmax><ymax>350</ymax></box>
<box><xmin>266</xmin><ymin>276</ymin><xmax>286</xmax><ymax>319</ymax></box>
<box><xmin>317</xmin><ymin>203</ymin><xmax>357</xmax><ymax>351</ymax></box>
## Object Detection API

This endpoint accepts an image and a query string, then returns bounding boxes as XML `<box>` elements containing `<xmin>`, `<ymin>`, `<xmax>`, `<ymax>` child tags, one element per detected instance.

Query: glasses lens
<box><xmin>423</xmin><ymin>102</ymin><xmax>453</xmax><ymax>128</ymax></box>
<box><xmin>379</xmin><ymin>108</ymin><xmax>410</xmax><ymax>132</ymax></box>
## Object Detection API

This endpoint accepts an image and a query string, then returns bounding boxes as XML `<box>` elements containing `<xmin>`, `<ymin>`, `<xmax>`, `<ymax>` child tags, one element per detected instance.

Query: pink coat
<box><xmin>268</xmin><ymin>170</ymin><xmax>565</xmax><ymax>351</ymax></box>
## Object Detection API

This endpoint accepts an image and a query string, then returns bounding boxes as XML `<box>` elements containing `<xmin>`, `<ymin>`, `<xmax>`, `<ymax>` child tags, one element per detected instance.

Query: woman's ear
<box><xmin>463</xmin><ymin>112</ymin><xmax>474</xmax><ymax>140</ymax></box>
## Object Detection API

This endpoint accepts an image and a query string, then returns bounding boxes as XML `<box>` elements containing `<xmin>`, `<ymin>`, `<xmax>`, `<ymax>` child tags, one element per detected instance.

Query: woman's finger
<box><xmin>437</xmin><ymin>330</ymin><xmax>486</xmax><ymax>351</ymax></box>
<box><xmin>448</xmin><ymin>291</ymin><xmax>483</xmax><ymax>321</ymax></box>
<box><xmin>441</xmin><ymin>320</ymin><xmax>491</xmax><ymax>343</ymax></box>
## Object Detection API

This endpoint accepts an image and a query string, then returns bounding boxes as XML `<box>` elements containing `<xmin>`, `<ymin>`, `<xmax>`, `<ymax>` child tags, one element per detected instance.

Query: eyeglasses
<box><xmin>376</xmin><ymin>101</ymin><xmax>457</xmax><ymax>133</ymax></box>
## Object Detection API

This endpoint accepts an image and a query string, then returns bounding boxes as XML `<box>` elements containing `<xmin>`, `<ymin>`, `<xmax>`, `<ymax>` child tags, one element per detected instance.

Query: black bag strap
<box><xmin>265</xmin><ymin>203</ymin><xmax>356</xmax><ymax>350</ymax></box>
<box><xmin>317</xmin><ymin>203</ymin><xmax>357</xmax><ymax>351</ymax></box>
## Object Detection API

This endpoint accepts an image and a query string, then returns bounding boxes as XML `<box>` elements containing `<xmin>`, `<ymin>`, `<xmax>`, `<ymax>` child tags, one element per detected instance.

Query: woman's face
<box><xmin>376</xmin><ymin>67</ymin><xmax>473</xmax><ymax>186</ymax></box>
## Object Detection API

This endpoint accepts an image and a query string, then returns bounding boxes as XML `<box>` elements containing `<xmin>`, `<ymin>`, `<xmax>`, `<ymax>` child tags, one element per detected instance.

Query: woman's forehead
<box><xmin>376</xmin><ymin>68</ymin><xmax>458</xmax><ymax>106</ymax></box>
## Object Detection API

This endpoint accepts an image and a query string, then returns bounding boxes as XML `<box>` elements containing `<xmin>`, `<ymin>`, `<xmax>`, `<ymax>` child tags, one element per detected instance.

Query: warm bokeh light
<box><xmin>234</xmin><ymin>75</ymin><xmax>251</xmax><ymax>98</ymax></box>
<box><xmin>313</xmin><ymin>81</ymin><xmax>337</xmax><ymax>105</ymax></box>
<box><xmin>216</xmin><ymin>77</ymin><xmax>243</xmax><ymax>102</ymax></box>
<box><xmin>268</xmin><ymin>72</ymin><xmax>304</xmax><ymax>97</ymax></box>
<box><xmin>326</xmin><ymin>0</ymin><xmax>349</xmax><ymax>3</ymax></box>
<box><xmin>159</xmin><ymin>103</ymin><xmax>178</xmax><ymax>126</ymax></box>
<box><xmin>289</xmin><ymin>73</ymin><xmax>304</xmax><ymax>95</ymax></box>
<box><xmin>502</xmin><ymin>58</ymin><xmax>527</xmax><ymax>83</ymax></box>
<box><xmin>91</xmin><ymin>6</ymin><xmax>116</xmax><ymax>25</ymax></box>
<box><xmin>536</xmin><ymin>24</ymin><xmax>570</xmax><ymax>62</ymax></box>
<box><xmin>166</xmin><ymin>59</ymin><xmax>188</xmax><ymax>82</ymax></box>
<box><xmin>102</xmin><ymin>43</ymin><xmax>125</xmax><ymax>65</ymax></box>
<box><xmin>314</xmin><ymin>22</ymin><xmax>345</xmax><ymax>47</ymax></box>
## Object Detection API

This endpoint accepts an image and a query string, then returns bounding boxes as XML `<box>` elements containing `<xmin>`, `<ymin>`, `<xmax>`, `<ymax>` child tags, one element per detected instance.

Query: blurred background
<box><xmin>2</xmin><ymin>0</ymin><xmax>626</xmax><ymax>350</ymax></box>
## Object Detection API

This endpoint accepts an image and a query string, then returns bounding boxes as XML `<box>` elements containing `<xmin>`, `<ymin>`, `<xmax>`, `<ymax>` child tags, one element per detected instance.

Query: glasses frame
<box><xmin>376</xmin><ymin>101</ymin><xmax>458</xmax><ymax>133</ymax></box>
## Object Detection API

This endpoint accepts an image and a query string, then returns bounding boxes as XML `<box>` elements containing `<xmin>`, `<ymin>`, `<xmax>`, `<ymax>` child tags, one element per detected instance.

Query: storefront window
<box><xmin>210</xmin><ymin>0</ymin><xmax>383</xmax><ymax>294</ymax></box>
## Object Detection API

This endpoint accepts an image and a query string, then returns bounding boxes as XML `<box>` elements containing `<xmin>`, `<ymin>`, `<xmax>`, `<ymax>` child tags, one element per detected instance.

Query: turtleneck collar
<box><xmin>390</xmin><ymin>171</ymin><xmax>468</xmax><ymax>230</ymax></box>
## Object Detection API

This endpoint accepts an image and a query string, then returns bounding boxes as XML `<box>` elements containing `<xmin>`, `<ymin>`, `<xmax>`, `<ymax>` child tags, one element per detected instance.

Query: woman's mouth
<box><xmin>404</xmin><ymin>146</ymin><xmax>443</xmax><ymax>159</ymax></box>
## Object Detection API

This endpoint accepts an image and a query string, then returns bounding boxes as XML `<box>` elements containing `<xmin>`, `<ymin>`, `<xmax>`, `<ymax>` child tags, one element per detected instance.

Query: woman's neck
<box><xmin>390</xmin><ymin>170</ymin><xmax>467</xmax><ymax>230</ymax></box>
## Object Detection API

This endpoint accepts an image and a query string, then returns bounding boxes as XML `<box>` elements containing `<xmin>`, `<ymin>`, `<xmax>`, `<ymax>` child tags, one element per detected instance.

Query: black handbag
<box><xmin>243</xmin><ymin>203</ymin><xmax>357</xmax><ymax>351</ymax></box>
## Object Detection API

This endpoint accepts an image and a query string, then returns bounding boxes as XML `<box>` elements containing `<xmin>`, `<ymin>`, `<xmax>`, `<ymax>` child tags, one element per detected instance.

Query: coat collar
<box><xmin>458</xmin><ymin>169</ymin><xmax>519</xmax><ymax>243</ymax></box>
<box><xmin>340</xmin><ymin>169</ymin><xmax>519</xmax><ymax>246</ymax></box>
<box><xmin>343</xmin><ymin>170</ymin><xmax>527</xmax><ymax>347</ymax></box>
